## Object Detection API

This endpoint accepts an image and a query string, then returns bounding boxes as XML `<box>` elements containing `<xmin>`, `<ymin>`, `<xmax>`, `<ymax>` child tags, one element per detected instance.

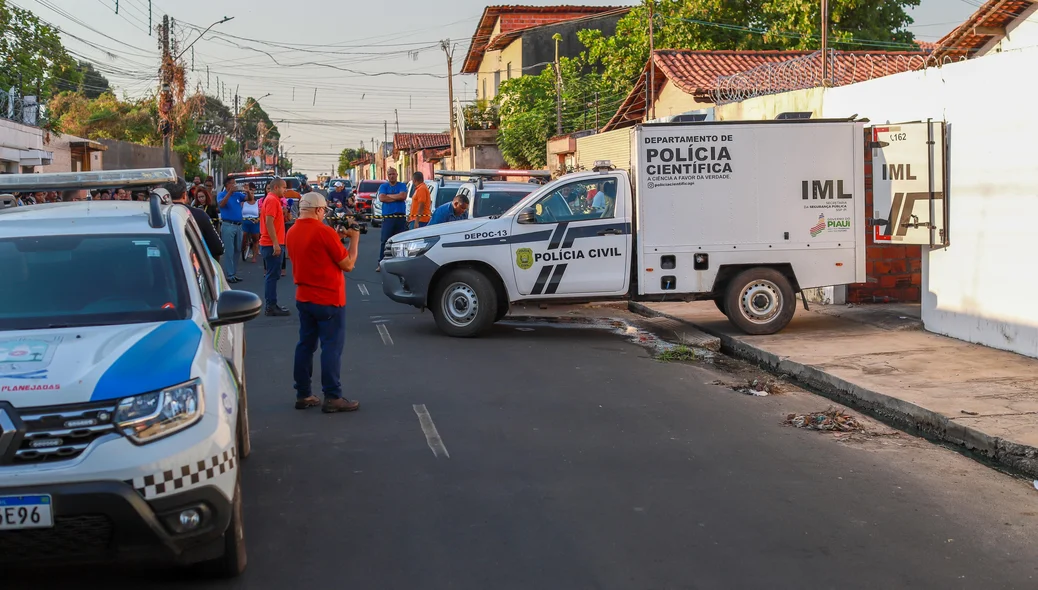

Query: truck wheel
<box><xmin>713</xmin><ymin>298</ymin><xmax>727</xmax><ymax>317</ymax></box>
<box><xmin>724</xmin><ymin>268</ymin><xmax>796</xmax><ymax>335</ymax></box>
<box><xmin>495</xmin><ymin>303</ymin><xmax>510</xmax><ymax>322</ymax></box>
<box><xmin>432</xmin><ymin>268</ymin><xmax>498</xmax><ymax>337</ymax></box>
<box><xmin>197</xmin><ymin>462</ymin><xmax>247</xmax><ymax>577</ymax></box>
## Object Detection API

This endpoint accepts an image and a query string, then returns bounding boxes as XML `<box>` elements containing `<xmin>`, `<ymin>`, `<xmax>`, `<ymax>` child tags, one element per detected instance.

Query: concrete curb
<box><xmin>628</xmin><ymin>302</ymin><xmax>1038</xmax><ymax>479</ymax></box>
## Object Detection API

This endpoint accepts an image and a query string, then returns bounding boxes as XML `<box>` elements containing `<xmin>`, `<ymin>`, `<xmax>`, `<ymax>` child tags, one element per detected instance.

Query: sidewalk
<box><xmin>629</xmin><ymin>301</ymin><xmax>1038</xmax><ymax>478</ymax></box>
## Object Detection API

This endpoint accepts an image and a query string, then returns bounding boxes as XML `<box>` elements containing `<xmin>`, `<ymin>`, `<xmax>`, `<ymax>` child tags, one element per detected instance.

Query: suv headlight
<box><xmin>389</xmin><ymin>236</ymin><xmax>439</xmax><ymax>258</ymax></box>
<box><xmin>115</xmin><ymin>380</ymin><xmax>205</xmax><ymax>444</ymax></box>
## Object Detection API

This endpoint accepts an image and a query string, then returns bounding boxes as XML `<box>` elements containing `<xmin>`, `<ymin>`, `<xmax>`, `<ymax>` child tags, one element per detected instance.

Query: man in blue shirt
<box><xmin>376</xmin><ymin>168</ymin><xmax>409</xmax><ymax>272</ymax></box>
<box><xmin>218</xmin><ymin>177</ymin><xmax>247</xmax><ymax>283</ymax></box>
<box><xmin>428</xmin><ymin>192</ymin><xmax>470</xmax><ymax>226</ymax></box>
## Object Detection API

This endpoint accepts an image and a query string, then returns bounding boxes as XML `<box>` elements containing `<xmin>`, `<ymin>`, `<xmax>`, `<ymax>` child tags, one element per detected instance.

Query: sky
<box><xmin>30</xmin><ymin>0</ymin><xmax>980</xmax><ymax>176</ymax></box>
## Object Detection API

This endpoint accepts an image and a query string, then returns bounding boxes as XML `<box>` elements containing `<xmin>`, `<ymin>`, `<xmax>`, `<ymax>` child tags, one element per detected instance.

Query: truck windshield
<box><xmin>0</xmin><ymin>234</ymin><xmax>190</xmax><ymax>331</ymax></box>
<box><xmin>359</xmin><ymin>181</ymin><xmax>382</xmax><ymax>193</ymax></box>
<box><xmin>434</xmin><ymin>187</ymin><xmax>459</xmax><ymax>208</ymax></box>
<box><xmin>473</xmin><ymin>190</ymin><xmax>532</xmax><ymax>218</ymax></box>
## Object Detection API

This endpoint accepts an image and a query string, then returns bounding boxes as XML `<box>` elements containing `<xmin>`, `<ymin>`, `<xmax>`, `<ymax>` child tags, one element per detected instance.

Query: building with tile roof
<box><xmin>461</xmin><ymin>5</ymin><xmax>628</xmax><ymax>102</ymax></box>
<box><xmin>931</xmin><ymin>0</ymin><xmax>1037</xmax><ymax>61</ymax></box>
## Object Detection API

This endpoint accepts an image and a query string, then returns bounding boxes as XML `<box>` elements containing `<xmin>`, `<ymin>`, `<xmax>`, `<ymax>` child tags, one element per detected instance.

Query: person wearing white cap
<box><xmin>285</xmin><ymin>192</ymin><xmax>361</xmax><ymax>413</ymax></box>
<box><xmin>327</xmin><ymin>181</ymin><xmax>349</xmax><ymax>209</ymax></box>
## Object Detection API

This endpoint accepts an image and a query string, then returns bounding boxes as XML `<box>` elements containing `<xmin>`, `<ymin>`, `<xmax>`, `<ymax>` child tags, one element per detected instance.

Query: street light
<box><xmin>177</xmin><ymin>16</ymin><xmax>234</xmax><ymax>60</ymax></box>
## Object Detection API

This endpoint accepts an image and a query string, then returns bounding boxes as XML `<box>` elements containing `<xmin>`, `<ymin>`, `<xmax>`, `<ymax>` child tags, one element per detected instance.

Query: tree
<box><xmin>0</xmin><ymin>1</ymin><xmax>81</xmax><ymax>100</ymax></box>
<box><xmin>336</xmin><ymin>147</ymin><xmax>367</xmax><ymax>176</ymax></box>
<box><xmin>218</xmin><ymin>138</ymin><xmax>247</xmax><ymax>174</ymax></box>
<box><xmin>579</xmin><ymin>0</ymin><xmax>920</xmax><ymax>95</ymax></box>
<box><xmin>49</xmin><ymin>91</ymin><xmax>162</xmax><ymax>145</ymax></box>
<box><xmin>495</xmin><ymin>56</ymin><xmax>609</xmax><ymax>169</ymax></box>
<box><xmin>55</xmin><ymin>61</ymin><xmax>111</xmax><ymax>99</ymax></box>
<box><xmin>240</xmin><ymin>97</ymin><xmax>279</xmax><ymax>148</ymax></box>
<box><xmin>199</xmin><ymin>95</ymin><xmax>235</xmax><ymax>135</ymax></box>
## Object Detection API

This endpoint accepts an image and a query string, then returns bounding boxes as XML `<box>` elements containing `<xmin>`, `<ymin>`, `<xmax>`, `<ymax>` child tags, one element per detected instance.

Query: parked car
<box><xmin>356</xmin><ymin>179</ymin><xmax>385</xmax><ymax>226</ymax></box>
<box><xmin>0</xmin><ymin>168</ymin><xmax>262</xmax><ymax>576</ymax></box>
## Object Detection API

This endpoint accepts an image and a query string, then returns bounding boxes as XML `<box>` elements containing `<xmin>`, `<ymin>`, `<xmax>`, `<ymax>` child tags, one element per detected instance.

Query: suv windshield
<box><xmin>0</xmin><ymin>234</ymin><xmax>189</xmax><ymax>331</ymax></box>
<box><xmin>434</xmin><ymin>186</ymin><xmax>460</xmax><ymax>208</ymax></box>
<box><xmin>358</xmin><ymin>181</ymin><xmax>382</xmax><ymax>193</ymax></box>
<box><xmin>473</xmin><ymin>190</ymin><xmax>533</xmax><ymax>218</ymax></box>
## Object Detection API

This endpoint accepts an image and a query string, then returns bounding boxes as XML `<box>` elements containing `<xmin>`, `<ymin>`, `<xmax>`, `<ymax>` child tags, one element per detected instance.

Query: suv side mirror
<box><xmin>517</xmin><ymin>207</ymin><xmax>538</xmax><ymax>224</ymax></box>
<box><xmin>211</xmin><ymin>290</ymin><xmax>263</xmax><ymax>327</ymax></box>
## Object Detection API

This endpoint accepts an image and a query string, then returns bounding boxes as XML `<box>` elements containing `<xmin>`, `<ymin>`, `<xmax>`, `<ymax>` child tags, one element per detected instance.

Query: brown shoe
<box><xmin>295</xmin><ymin>396</ymin><xmax>320</xmax><ymax>410</ymax></box>
<box><xmin>322</xmin><ymin>398</ymin><xmax>360</xmax><ymax>413</ymax></box>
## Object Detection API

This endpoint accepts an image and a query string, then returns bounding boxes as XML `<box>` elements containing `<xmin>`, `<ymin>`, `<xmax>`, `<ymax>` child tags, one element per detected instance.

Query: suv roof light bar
<box><xmin>0</xmin><ymin>167</ymin><xmax>177</xmax><ymax>192</ymax></box>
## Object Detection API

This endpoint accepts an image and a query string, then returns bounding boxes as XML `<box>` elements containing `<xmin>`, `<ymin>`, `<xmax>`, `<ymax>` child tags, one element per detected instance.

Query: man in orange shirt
<box><xmin>286</xmin><ymin>192</ymin><xmax>361</xmax><ymax>413</ymax></box>
<box><xmin>260</xmin><ymin>178</ymin><xmax>290</xmax><ymax>316</ymax></box>
<box><xmin>407</xmin><ymin>171</ymin><xmax>432</xmax><ymax>230</ymax></box>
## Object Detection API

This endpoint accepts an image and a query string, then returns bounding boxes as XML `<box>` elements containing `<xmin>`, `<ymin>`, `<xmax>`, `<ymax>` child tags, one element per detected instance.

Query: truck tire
<box><xmin>724</xmin><ymin>268</ymin><xmax>796</xmax><ymax>335</ymax></box>
<box><xmin>237</xmin><ymin>377</ymin><xmax>251</xmax><ymax>461</ymax></box>
<box><xmin>196</xmin><ymin>459</ymin><xmax>247</xmax><ymax>578</ymax></box>
<box><xmin>431</xmin><ymin>268</ymin><xmax>498</xmax><ymax>337</ymax></box>
<box><xmin>495</xmin><ymin>303</ymin><xmax>510</xmax><ymax>322</ymax></box>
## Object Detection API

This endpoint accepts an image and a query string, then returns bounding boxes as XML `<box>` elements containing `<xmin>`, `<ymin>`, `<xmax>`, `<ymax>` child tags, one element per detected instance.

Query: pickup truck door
<box><xmin>510</xmin><ymin>173</ymin><xmax>631</xmax><ymax>296</ymax></box>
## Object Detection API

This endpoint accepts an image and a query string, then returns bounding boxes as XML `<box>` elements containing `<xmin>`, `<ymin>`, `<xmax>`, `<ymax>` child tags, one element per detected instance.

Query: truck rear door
<box><xmin>870</xmin><ymin>121</ymin><xmax>948</xmax><ymax>247</ymax></box>
<box><xmin>509</xmin><ymin>172</ymin><xmax>632</xmax><ymax>296</ymax></box>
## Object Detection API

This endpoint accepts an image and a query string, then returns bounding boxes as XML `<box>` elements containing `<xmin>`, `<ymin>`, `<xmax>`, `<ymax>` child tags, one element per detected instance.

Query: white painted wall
<box><xmin>821</xmin><ymin>44</ymin><xmax>1038</xmax><ymax>358</ymax></box>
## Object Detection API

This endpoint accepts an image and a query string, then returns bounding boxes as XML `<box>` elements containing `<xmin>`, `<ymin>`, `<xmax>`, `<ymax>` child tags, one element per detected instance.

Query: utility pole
<box><xmin>553</xmin><ymin>33</ymin><xmax>563</xmax><ymax>135</ymax></box>
<box><xmin>394</xmin><ymin>109</ymin><xmax>399</xmax><ymax>133</ymax></box>
<box><xmin>820</xmin><ymin>0</ymin><xmax>830</xmax><ymax>85</ymax></box>
<box><xmin>648</xmin><ymin>0</ymin><xmax>656</xmax><ymax>120</ymax></box>
<box><xmin>160</xmin><ymin>14</ymin><xmax>171</xmax><ymax>167</ymax></box>
<box><xmin>384</xmin><ymin>121</ymin><xmax>389</xmax><ymax>178</ymax></box>
<box><xmin>595</xmin><ymin>92</ymin><xmax>600</xmax><ymax>129</ymax></box>
<box><xmin>234</xmin><ymin>94</ymin><xmax>241</xmax><ymax>157</ymax></box>
<box><xmin>440</xmin><ymin>39</ymin><xmax>457</xmax><ymax>169</ymax></box>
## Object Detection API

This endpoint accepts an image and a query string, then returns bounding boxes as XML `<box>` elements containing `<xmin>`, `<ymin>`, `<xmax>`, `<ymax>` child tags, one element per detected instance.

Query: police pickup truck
<box><xmin>381</xmin><ymin>119</ymin><xmax>871</xmax><ymax>337</ymax></box>
<box><xmin>0</xmin><ymin>169</ymin><xmax>262</xmax><ymax>576</ymax></box>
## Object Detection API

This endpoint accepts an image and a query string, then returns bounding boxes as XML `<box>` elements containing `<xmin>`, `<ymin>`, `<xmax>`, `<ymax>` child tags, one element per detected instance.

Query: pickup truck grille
<box><xmin>12</xmin><ymin>401</ymin><xmax>119</xmax><ymax>464</ymax></box>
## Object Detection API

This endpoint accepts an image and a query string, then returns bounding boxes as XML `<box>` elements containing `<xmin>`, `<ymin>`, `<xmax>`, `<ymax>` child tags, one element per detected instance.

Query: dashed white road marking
<box><xmin>376</xmin><ymin>323</ymin><xmax>394</xmax><ymax>346</ymax></box>
<box><xmin>413</xmin><ymin>404</ymin><xmax>450</xmax><ymax>458</ymax></box>
<box><xmin>357</xmin><ymin>283</ymin><xmax>370</xmax><ymax>296</ymax></box>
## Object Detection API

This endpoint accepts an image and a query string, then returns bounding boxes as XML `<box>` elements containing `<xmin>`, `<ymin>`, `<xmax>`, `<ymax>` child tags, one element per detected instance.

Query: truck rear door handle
<box><xmin>597</xmin><ymin>229</ymin><xmax>622</xmax><ymax>236</ymax></box>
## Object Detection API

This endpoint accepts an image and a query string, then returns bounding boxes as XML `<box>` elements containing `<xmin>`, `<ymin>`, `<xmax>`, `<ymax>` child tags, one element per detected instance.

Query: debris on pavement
<box><xmin>713</xmin><ymin>378</ymin><xmax>785</xmax><ymax>397</ymax></box>
<box><xmin>960</xmin><ymin>409</ymin><xmax>980</xmax><ymax>416</ymax></box>
<box><xmin>785</xmin><ymin>408</ymin><xmax>863</xmax><ymax>432</ymax></box>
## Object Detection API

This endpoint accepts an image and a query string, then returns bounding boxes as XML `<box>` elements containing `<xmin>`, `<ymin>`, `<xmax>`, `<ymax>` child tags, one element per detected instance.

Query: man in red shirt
<box><xmin>260</xmin><ymin>178</ymin><xmax>290</xmax><ymax>316</ymax></box>
<box><xmin>286</xmin><ymin>192</ymin><xmax>361</xmax><ymax>413</ymax></box>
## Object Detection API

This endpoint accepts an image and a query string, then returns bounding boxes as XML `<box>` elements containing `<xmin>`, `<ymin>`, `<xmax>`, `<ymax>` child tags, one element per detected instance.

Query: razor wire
<box><xmin>0</xmin><ymin>88</ymin><xmax>42</xmax><ymax>127</ymax></box>
<box><xmin>711</xmin><ymin>50</ymin><xmax>969</xmax><ymax>105</ymax></box>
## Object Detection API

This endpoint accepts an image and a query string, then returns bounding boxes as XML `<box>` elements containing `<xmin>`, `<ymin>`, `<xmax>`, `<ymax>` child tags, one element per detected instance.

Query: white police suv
<box><xmin>0</xmin><ymin>169</ymin><xmax>262</xmax><ymax>577</ymax></box>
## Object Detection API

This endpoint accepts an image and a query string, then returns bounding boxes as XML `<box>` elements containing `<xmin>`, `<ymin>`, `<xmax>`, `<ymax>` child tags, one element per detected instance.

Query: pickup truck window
<box><xmin>532</xmin><ymin>178</ymin><xmax>617</xmax><ymax>223</ymax></box>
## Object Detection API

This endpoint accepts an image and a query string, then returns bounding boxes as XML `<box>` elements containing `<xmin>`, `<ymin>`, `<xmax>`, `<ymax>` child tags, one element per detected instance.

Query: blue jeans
<box><xmin>221</xmin><ymin>222</ymin><xmax>243</xmax><ymax>278</ymax></box>
<box><xmin>259</xmin><ymin>245</ymin><xmax>284</xmax><ymax>307</ymax></box>
<box><xmin>379</xmin><ymin>217</ymin><xmax>409</xmax><ymax>262</ymax></box>
<box><xmin>293</xmin><ymin>302</ymin><xmax>346</xmax><ymax>400</ymax></box>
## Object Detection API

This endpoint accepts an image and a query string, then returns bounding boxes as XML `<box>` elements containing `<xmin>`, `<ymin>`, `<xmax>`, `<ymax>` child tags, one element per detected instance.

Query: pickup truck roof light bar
<box><xmin>0</xmin><ymin>167</ymin><xmax>178</xmax><ymax>192</ymax></box>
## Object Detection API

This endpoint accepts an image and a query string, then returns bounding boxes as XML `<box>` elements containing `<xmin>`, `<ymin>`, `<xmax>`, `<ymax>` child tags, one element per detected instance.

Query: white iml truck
<box><xmin>381</xmin><ymin>119</ymin><xmax>868</xmax><ymax>337</ymax></box>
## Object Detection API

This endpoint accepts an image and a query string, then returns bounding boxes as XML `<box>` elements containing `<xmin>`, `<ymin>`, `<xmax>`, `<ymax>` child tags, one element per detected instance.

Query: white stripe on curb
<box><xmin>413</xmin><ymin>404</ymin><xmax>450</xmax><ymax>458</ymax></box>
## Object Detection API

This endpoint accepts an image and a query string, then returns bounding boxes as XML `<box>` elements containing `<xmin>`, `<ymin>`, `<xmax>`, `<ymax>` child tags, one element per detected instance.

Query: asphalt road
<box><xmin>19</xmin><ymin>230</ymin><xmax>1038</xmax><ymax>589</ymax></box>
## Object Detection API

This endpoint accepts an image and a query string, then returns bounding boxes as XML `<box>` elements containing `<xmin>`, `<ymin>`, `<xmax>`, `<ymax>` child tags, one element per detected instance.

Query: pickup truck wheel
<box><xmin>724</xmin><ymin>268</ymin><xmax>796</xmax><ymax>335</ymax></box>
<box><xmin>237</xmin><ymin>378</ymin><xmax>251</xmax><ymax>461</ymax></box>
<box><xmin>432</xmin><ymin>268</ymin><xmax>498</xmax><ymax>337</ymax></box>
<box><xmin>196</xmin><ymin>461</ymin><xmax>247</xmax><ymax>578</ymax></box>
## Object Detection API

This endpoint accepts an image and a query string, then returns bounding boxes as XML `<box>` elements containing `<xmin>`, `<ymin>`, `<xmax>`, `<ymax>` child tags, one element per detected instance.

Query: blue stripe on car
<box><xmin>90</xmin><ymin>320</ymin><xmax>202</xmax><ymax>401</ymax></box>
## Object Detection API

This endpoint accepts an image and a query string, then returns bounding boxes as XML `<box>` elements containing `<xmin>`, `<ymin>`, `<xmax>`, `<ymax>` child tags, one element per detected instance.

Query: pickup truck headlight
<box><xmin>388</xmin><ymin>236</ymin><xmax>439</xmax><ymax>259</ymax></box>
<box><xmin>115</xmin><ymin>380</ymin><xmax>205</xmax><ymax>444</ymax></box>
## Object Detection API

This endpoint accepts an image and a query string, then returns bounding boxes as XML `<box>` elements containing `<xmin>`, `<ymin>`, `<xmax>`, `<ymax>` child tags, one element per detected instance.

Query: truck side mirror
<box><xmin>517</xmin><ymin>207</ymin><xmax>537</xmax><ymax>224</ymax></box>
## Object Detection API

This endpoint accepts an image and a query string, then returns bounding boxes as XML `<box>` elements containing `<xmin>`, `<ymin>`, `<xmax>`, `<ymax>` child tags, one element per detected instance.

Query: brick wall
<box><xmin>847</xmin><ymin>131</ymin><xmax>922</xmax><ymax>303</ymax></box>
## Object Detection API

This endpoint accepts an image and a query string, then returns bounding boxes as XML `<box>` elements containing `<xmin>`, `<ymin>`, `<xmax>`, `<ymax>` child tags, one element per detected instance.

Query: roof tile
<box><xmin>393</xmin><ymin>133</ymin><xmax>451</xmax><ymax>151</ymax></box>
<box><xmin>932</xmin><ymin>0</ymin><xmax>1035</xmax><ymax>61</ymax></box>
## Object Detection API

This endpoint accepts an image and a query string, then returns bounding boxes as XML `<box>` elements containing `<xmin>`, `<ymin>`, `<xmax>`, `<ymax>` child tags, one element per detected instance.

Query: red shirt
<box><xmin>259</xmin><ymin>195</ymin><xmax>285</xmax><ymax>246</ymax></box>
<box><xmin>286</xmin><ymin>219</ymin><xmax>348</xmax><ymax>306</ymax></box>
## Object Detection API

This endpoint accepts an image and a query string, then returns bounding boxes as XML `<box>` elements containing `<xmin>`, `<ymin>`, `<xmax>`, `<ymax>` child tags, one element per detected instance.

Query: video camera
<box><xmin>324</xmin><ymin>206</ymin><xmax>367</xmax><ymax>234</ymax></box>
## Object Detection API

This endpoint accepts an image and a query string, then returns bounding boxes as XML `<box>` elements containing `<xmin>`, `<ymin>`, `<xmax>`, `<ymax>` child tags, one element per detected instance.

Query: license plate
<box><xmin>0</xmin><ymin>495</ymin><xmax>53</xmax><ymax>530</ymax></box>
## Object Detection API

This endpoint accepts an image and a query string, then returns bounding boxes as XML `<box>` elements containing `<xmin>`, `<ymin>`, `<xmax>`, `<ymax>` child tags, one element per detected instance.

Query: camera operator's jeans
<box><xmin>259</xmin><ymin>245</ymin><xmax>285</xmax><ymax>307</ymax></box>
<box><xmin>293</xmin><ymin>302</ymin><xmax>346</xmax><ymax>400</ymax></box>
<box><xmin>221</xmin><ymin>222</ymin><xmax>243</xmax><ymax>278</ymax></box>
